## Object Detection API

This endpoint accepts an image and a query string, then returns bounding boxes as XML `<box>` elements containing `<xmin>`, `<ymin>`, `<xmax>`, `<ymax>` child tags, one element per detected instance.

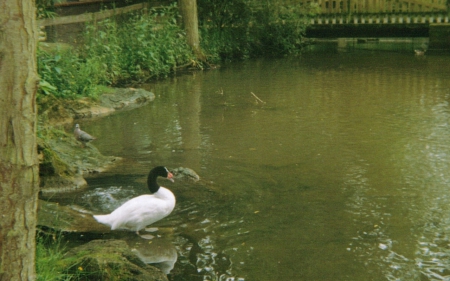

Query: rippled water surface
<box><xmin>74</xmin><ymin>47</ymin><xmax>450</xmax><ymax>280</ymax></box>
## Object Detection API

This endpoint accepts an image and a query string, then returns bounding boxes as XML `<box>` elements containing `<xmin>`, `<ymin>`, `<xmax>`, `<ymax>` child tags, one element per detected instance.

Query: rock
<box><xmin>62</xmin><ymin>239</ymin><xmax>168</xmax><ymax>281</ymax></box>
<box><xmin>99</xmin><ymin>88</ymin><xmax>155</xmax><ymax>110</ymax></box>
<box><xmin>73</xmin><ymin>88</ymin><xmax>155</xmax><ymax>119</ymax></box>
<box><xmin>37</xmin><ymin>87</ymin><xmax>153</xmax><ymax>194</ymax></box>
<box><xmin>171</xmin><ymin>167</ymin><xmax>200</xmax><ymax>182</ymax></box>
<box><xmin>37</xmin><ymin>127</ymin><xmax>120</xmax><ymax>194</ymax></box>
<box><xmin>38</xmin><ymin>87</ymin><xmax>155</xmax><ymax>124</ymax></box>
<box><xmin>37</xmin><ymin>200</ymin><xmax>110</xmax><ymax>233</ymax></box>
<box><xmin>39</xmin><ymin>175</ymin><xmax>87</xmax><ymax>194</ymax></box>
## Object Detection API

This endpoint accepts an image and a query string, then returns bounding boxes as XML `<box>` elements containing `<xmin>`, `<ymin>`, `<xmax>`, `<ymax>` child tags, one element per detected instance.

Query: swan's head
<box><xmin>152</xmin><ymin>166</ymin><xmax>174</xmax><ymax>182</ymax></box>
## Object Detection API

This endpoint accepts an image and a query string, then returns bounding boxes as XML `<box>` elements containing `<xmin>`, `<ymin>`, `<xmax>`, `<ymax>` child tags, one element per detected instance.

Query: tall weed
<box><xmin>36</xmin><ymin>233</ymin><xmax>69</xmax><ymax>281</ymax></box>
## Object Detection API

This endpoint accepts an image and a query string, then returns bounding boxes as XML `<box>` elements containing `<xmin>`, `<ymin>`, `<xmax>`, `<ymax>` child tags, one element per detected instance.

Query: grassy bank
<box><xmin>36</xmin><ymin>233</ymin><xmax>70</xmax><ymax>281</ymax></box>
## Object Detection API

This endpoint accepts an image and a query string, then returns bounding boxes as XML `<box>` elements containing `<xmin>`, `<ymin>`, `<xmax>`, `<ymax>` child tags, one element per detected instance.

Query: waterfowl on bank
<box><xmin>414</xmin><ymin>42</ymin><xmax>428</xmax><ymax>56</ymax></box>
<box><xmin>93</xmin><ymin>166</ymin><xmax>176</xmax><ymax>239</ymax></box>
<box><xmin>74</xmin><ymin>124</ymin><xmax>96</xmax><ymax>145</ymax></box>
<box><xmin>414</xmin><ymin>49</ymin><xmax>426</xmax><ymax>56</ymax></box>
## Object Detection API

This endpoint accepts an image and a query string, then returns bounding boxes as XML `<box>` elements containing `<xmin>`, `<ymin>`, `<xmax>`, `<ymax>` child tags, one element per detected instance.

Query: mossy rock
<box><xmin>37</xmin><ymin>200</ymin><xmax>110</xmax><ymax>233</ymax></box>
<box><xmin>61</xmin><ymin>240</ymin><xmax>168</xmax><ymax>281</ymax></box>
<box><xmin>37</xmin><ymin>126</ymin><xmax>120</xmax><ymax>194</ymax></box>
<box><xmin>172</xmin><ymin>167</ymin><xmax>200</xmax><ymax>182</ymax></box>
<box><xmin>38</xmin><ymin>88</ymin><xmax>155</xmax><ymax>124</ymax></box>
<box><xmin>98</xmin><ymin>88</ymin><xmax>155</xmax><ymax>110</ymax></box>
<box><xmin>37</xmin><ymin>87</ymin><xmax>155</xmax><ymax>194</ymax></box>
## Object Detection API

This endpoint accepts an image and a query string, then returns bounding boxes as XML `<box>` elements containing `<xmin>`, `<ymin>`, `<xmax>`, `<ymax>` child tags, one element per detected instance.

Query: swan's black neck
<box><xmin>147</xmin><ymin>171</ymin><xmax>161</xmax><ymax>193</ymax></box>
<box><xmin>147</xmin><ymin>166</ymin><xmax>170</xmax><ymax>193</ymax></box>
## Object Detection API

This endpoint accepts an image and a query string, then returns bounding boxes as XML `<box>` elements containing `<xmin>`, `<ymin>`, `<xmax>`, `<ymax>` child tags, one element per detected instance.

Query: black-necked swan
<box><xmin>93</xmin><ymin>166</ymin><xmax>175</xmax><ymax>238</ymax></box>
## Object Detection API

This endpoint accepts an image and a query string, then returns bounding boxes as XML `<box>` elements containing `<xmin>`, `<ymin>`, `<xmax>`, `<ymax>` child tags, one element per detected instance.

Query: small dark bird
<box><xmin>74</xmin><ymin>124</ymin><xmax>96</xmax><ymax>146</ymax></box>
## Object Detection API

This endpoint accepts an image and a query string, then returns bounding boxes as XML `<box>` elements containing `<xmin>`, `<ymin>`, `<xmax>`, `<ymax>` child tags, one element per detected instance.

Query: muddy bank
<box><xmin>39</xmin><ymin>87</ymin><xmax>155</xmax><ymax>125</ymax></box>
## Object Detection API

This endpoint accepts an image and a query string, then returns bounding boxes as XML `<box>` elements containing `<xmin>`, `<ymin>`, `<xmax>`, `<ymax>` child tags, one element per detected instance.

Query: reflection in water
<box><xmin>127</xmin><ymin>236</ymin><xmax>178</xmax><ymax>274</ymax></box>
<box><xmin>343</xmin><ymin>79</ymin><xmax>450</xmax><ymax>280</ymax></box>
<box><xmin>76</xmin><ymin>49</ymin><xmax>450</xmax><ymax>280</ymax></box>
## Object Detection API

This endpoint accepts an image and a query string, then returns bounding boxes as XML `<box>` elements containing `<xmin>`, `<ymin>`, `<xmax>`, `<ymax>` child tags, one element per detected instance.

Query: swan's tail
<box><xmin>93</xmin><ymin>214</ymin><xmax>112</xmax><ymax>228</ymax></box>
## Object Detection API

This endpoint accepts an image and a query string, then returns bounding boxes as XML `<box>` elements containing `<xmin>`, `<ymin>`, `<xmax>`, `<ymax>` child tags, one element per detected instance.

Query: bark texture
<box><xmin>0</xmin><ymin>0</ymin><xmax>40</xmax><ymax>280</ymax></box>
<box><xmin>179</xmin><ymin>0</ymin><xmax>206</xmax><ymax>61</ymax></box>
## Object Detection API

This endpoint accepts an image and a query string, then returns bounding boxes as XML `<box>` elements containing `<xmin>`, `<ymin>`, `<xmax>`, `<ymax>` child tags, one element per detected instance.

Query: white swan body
<box><xmin>93</xmin><ymin>166</ymin><xmax>175</xmax><ymax>233</ymax></box>
<box><xmin>94</xmin><ymin>188</ymin><xmax>175</xmax><ymax>231</ymax></box>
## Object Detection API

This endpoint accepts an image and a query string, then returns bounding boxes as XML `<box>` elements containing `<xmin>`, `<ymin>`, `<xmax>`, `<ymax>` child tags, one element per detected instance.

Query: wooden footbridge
<box><xmin>302</xmin><ymin>0</ymin><xmax>449</xmax><ymax>43</ymax></box>
<box><xmin>39</xmin><ymin>0</ymin><xmax>450</xmax><ymax>48</ymax></box>
<box><xmin>309</xmin><ymin>0</ymin><xmax>449</xmax><ymax>27</ymax></box>
<box><xmin>310</xmin><ymin>11</ymin><xmax>449</xmax><ymax>26</ymax></box>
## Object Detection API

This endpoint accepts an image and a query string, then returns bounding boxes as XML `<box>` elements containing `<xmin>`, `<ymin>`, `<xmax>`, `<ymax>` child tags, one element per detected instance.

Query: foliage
<box><xmin>38</xmin><ymin>47</ymin><xmax>105</xmax><ymax>100</ymax></box>
<box><xmin>36</xmin><ymin>232</ymin><xmax>98</xmax><ymax>281</ymax></box>
<box><xmin>198</xmin><ymin>0</ymin><xmax>319</xmax><ymax>59</ymax></box>
<box><xmin>37</xmin><ymin>4</ymin><xmax>194</xmax><ymax>100</ymax></box>
<box><xmin>252</xmin><ymin>2</ymin><xmax>319</xmax><ymax>55</ymax></box>
<box><xmin>198</xmin><ymin>0</ymin><xmax>253</xmax><ymax>60</ymax></box>
<box><xmin>36</xmin><ymin>0</ymin><xmax>57</xmax><ymax>19</ymax></box>
<box><xmin>83</xmin><ymin>4</ymin><xmax>194</xmax><ymax>84</ymax></box>
<box><xmin>36</xmin><ymin>233</ymin><xmax>70</xmax><ymax>281</ymax></box>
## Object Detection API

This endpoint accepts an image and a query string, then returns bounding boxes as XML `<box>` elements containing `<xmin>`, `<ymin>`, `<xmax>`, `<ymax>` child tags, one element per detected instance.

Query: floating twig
<box><xmin>251</xmin><ymin>92</ymin><xmax>266</xmax><ymax>104</ymax></box>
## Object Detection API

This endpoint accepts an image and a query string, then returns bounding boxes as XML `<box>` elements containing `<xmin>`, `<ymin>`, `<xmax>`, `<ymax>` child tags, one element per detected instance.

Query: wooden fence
<box><xmin>38</xmin><ymin>2</ymin><xmax>152</xmax><ymax>27</ymax></box>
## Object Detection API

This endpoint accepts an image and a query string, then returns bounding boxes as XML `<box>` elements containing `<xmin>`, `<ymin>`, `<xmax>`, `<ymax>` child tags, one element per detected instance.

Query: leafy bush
<box><xmin>198</xmin><ymin>0</ymin><xmax>253</xmax><ymax>60</ymax></box>
<box><xmin>37</xmin><ymin>4</ymin><xmax>194</xmax><ymax>100</ymax></box>
<box><xmin>198</xmin><ymin>0</ymin><xmax>319</xmax><ymax>58</ymax></box>
<box><xmin>37</xmin><ymin>47</ymin><xmax>104</xmax><ymax>100</ymax></box>
<box><xmin>83</xmin><ymin>4</ymin><xmax>194</xmax><ymax>84</ymax></box>
<box><xmin>36</xmin><ymin>0</ymin><xmax>57</xmax><ymax>19</ymax></box>
<box><xmin>251</xmin><ymin>2</ymin><xmax>319</xmax><ymax>55</ymax></box>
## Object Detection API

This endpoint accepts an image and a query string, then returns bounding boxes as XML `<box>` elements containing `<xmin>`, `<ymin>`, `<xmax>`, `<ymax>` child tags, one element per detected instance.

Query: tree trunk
<box><xmin>179</xmin><ymin>0</ymin><xmax>207</xmax><ymax>62</ymax></box>
<box><xmin>0</xmin><ymin>0</ymin><xmax>40</xmax><ymax>280</ymax></box>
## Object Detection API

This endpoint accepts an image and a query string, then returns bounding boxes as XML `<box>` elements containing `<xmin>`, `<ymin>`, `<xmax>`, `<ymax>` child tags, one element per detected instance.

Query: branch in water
<box><xmin>251</xmin><ymin>92</ymin><xmax>266</xmax><ymax>104</ymax></box>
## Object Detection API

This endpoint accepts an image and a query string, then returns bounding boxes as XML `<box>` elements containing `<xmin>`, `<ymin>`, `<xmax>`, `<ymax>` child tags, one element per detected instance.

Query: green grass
<box><xmin>36</xmin><ymin>234</ymin><xmax>71</xmax><ymax>281</ymax></box>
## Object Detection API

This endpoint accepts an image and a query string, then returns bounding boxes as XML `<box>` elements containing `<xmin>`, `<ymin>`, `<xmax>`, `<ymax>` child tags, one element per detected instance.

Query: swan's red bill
<box><xmin>167</xmin><ymin>172</ymin><xmax>174</xmax><ymax>182</ymax></box>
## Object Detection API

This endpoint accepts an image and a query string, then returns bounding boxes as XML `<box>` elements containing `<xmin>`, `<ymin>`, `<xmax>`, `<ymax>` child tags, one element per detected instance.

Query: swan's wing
<box><xmin>108</xmin><ymin>195</ymin><xmax>172</xmax><ymax>231</ymax></box>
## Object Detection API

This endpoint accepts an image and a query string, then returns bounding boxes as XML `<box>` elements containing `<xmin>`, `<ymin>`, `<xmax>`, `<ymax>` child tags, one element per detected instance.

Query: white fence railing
<box><xmin>310</xmin><ymin>12</ymin><xmax>449</xmax><ymax>25</ymax></box>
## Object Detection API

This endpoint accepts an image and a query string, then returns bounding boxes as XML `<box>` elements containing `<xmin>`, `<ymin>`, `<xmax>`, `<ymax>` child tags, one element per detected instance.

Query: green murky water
<box><xmin>73</xmin><ymin>45</ymin><xmax>450</xmax><ymax>280</ymax></box>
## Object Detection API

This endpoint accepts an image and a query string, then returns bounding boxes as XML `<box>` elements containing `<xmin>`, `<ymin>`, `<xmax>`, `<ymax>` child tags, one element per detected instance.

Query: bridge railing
<box><xmin>310</xmin><ymin>12</ymin><xmax>449</xmax><ymax>24</ymax></box>
<box><xmin>305</xmin><ymin>0</ymin><xmax>447</xmax><ymax>14</ymax></box>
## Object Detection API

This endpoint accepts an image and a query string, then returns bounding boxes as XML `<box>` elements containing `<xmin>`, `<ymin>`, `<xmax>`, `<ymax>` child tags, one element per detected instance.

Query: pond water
<box><xmin>69</xmin><ymin>42</ymin><xmax>450</xmax><ymax>280</ymax></box>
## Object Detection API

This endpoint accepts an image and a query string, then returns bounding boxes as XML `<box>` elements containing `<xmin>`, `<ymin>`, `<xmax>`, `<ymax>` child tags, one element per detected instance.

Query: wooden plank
<box><xmin>38</xmin><ymin>2</ymin><xmax>149</xmax><ymax>27</ymax></box>
<box><xmin>54</xmin><ymin>0</ymin><xmax>114</xmax><ymax>8</ymax></box>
